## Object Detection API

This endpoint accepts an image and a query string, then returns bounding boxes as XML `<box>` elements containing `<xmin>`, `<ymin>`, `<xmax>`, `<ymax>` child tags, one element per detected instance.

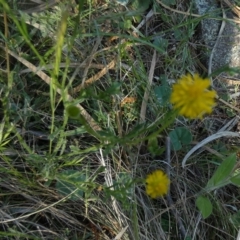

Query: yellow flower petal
<box><xmin>170</xmin><ymin>73</ymin><xmax>217</xmax><ymax>119</ymax></box>
<box><xmin>145</xmin><ymin>170</ymin><xmax>170</xmax><ymax>199</ymax></box>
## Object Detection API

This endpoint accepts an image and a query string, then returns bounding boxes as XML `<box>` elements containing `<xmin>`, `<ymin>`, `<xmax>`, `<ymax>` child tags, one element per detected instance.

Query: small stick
<box><xmin>0</xmin><ymin>45</ymin><xmax>102</xmax><ymax>131</ymax></box>
<box><xmin>140</xmin><ymin>50</ymin><xmax>156</xmax><ymax>122</ymax></box>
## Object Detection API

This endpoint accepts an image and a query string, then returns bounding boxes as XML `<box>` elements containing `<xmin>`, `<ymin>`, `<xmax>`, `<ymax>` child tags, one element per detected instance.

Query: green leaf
<box><xmin>123</xmin><ymin>123</ymin><xmax>147</xmax><ymax>139</ymax></box>
<box><xmin>66</xmin><ymin>105</ymin><xmax>80</xmax><ymax>119</ymax></box>
<box><xmin>154</xmin><ymin>84</ymin><xmax>171</xmax><ymax>106</ymax></box>
<box><xmin>230</xmin><ymin>171</ymin><xmax>240</xmax><ymax>186</ymax></box>
<box><xmin>78</xmin><ymin>83</ymin><xmax>120</xmax><ymax>102</ymax></box>
<box><xmin>104</xmin><ymin>172</ymin><xmax>134</xmax><ymax>210</ymax></box>
<box><xmin>130</xmin><ymin>0</ymin><xmax>152</xmax><ymax>12</ymax></box>
<box><xmin>154</xmin><ymin>75</ymin><xmax>171</xmax><ymax>106</ymax></box>
<box><xmin>230</xmin><ymin>210</ymin><xmax>240</xmax><ymax>227</ymax></box>
<box><xmin>153</xmin><ymin>36</ymin><xmax>168</xmax><ymax>53</ymax></box>
<box><xmin>99</xmin><ymin>82</ymin><xmax>121</xmax><ymax>98</ymax></box>
<box><xmin>184</xmin><ymin>237</ymin><xmax>192</xmax><ymax>240</ymax></box>
<box><xmin>56</xmin><ymin>170</ymin><xmax>87</xmax><ymax>200</ymax></box>
<box><xmin>206</xmin><ymin>154</ymin><xmax>236</xmax><ymax>190</ymax></box>
<box><xmin>147</xmin><ymin>136</ymin><xmax>165</xmax><ymax>156</ymax></box>
<box><xmin>123</xmin><ymin>19</ymin><xmax>132</xmax><ymax>29</ymax></box>
<box><xmin>196</xmin><ymin>196</ymin><xmax>212</xmax><ymax>219</ymax></box>
<box><xmin>169</xmin><ymin>127</ymin><xmax>192</xmax><ymax>151</ymax></box>
<box><xmin>209</xmin><ymin>65</ymin><xmax>240</xmax><ymax>78</ymax></box>
<box><xmin>174</xmin><ymin>29</ymin><xmax>183</xmax><ymax>41</ymax></box>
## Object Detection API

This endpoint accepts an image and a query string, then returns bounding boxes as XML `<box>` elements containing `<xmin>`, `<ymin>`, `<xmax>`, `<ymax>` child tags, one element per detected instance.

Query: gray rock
<box><xmin>194</xmin><ymin>0</ymin><xmax>240</xmax><ymax>79</ymax></box>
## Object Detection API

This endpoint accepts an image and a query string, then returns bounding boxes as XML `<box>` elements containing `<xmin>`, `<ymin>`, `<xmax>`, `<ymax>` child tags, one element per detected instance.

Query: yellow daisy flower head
<box><xmin>170</xmin><ymin>73</ymin><xmax>217</xmax><ymax>119</ymax></box>
<box><xmin>145</xmin><ymin>170</ymin><xmax>170</xmax><ymax>199</ymax></box>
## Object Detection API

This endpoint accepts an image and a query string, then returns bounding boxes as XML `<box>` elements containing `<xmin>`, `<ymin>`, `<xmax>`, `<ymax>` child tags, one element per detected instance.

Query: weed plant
<box><xmin>0</xmin><ymin>0</ymin><xmax>240</xmax><ymax>239</ymax></box>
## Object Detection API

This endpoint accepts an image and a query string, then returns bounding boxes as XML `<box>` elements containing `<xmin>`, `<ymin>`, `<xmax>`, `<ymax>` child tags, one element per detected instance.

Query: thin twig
<box><xmin>72</xmin><ymin>58</ymin><xmax>116</xmax><ymax>94</ymax></box>
<box><xmin>69</xmin><ymin>36</ymin><xmax>102</xmax><ymax>91</ymax></box>
<box><xmin>140</xmin><ymin>50</ymin><xmax>156</xmax><ymax>122</ymax></box>
<box><xmin>223</xmin><ymin>0</ymin><xmax>240</xmax><ymax>18</ymax></box>
<box><xmin>80</xmin><ymin>37</ymin><xmax>102</xmax><ymax>88</ymax></box>
<box><xmin>217</xmin><ymin>96</ymin><xmax>240</xmax><ymax>113</ymax></box>
<box><xmin>0</xmin><ymin>45</ymin><xmax>102</xmax><ymax>131</ymax></box>
<box><xmin>20</xmin><ymin>62</ymin><xmax>109</xmax><ymax>74</ymax></box>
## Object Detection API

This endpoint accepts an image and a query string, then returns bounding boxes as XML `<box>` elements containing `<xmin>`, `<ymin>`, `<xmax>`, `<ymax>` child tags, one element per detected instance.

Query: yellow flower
<box><xmin>145</xmin><ymin>170</ymin><xmax>170</xmax><ymax>199</ymax></box>
<box><xmin>170</xmin><ymin>73</ymin><xmax>217</xmax><ymax>119</ymax></box>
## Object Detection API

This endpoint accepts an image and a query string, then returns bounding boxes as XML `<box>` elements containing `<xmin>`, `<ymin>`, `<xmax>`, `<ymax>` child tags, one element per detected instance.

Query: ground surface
<box><xmin>1</xmin><ymin>0</ymin><xmax>240</xmax><ymax>239</ymax></box>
